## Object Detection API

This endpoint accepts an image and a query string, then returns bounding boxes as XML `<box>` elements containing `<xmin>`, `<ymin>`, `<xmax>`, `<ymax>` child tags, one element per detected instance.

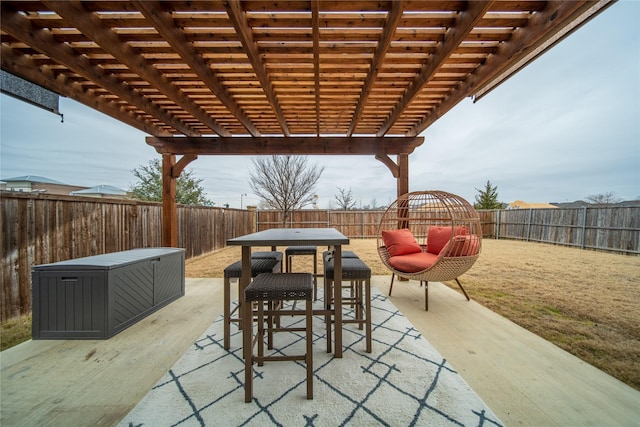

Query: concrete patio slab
<box><xmin>1</xmin><ymin>277</ymin><xmax>638</xmax><ymax>426</ymax></box>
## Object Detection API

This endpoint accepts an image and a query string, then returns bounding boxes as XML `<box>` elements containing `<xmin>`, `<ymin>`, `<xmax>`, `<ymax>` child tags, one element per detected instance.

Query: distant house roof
<box><xmin>552</xmin><ymin>200</ymin><xmax>640</xmax><ymax>208</ymax></box>
<box><xmin>508</xmin><ymin>200</ymin><xmax>558</xmax><ymax>209</ymax></box>
<box><xmin>70</xmin><ymin>185</ymin><xmax>127</xmax><ymax>196</ymax></box>
<box><xmin>550</xmin><ymin>201</ymin><xmax>590</xmax><ymax>208</ymax></box>
<box><xmin>2</xmin><ymin>175</ymin><xmax>65</xmax><ymax>184</ymax></box>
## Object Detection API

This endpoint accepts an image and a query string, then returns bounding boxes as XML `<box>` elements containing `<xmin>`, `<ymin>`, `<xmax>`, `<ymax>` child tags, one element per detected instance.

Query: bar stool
<box><xmin>223</xmin><ymin>257</ymin><xmax>281</xmax><ymax>350</ymax></box>
<box><xmin>322</xmin><ymin>249</ymin><xmax>361</xmax><ymax>299</ymax></box>
<box><xmin>285</xmin><ymin>246</ymin><xmax>318</xmax><ymax>300</ymax></box>
<box><xmin>243</xmin><ymin>272</ymin><xmax>314</xmax><ymax>402</ymax></box>
<box><xmin>251</xmin><ymin>251</ymin><xmax>283</xmax><ymax>262</ymax></box>
<box><xmin>323</xmin><ymin>254</ymin><xmax>372</xmax><ymax>353</ymax></box>
<box><xmin>323</xmin><ymin>249</ymin><xmax>360</xmax><ymax>259</ymax></box>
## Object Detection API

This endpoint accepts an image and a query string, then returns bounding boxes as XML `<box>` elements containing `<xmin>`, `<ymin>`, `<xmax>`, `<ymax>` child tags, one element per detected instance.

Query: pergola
<box><xmin>1</xmin><ymin>1</ymin><xmax>613</xmax><ymax>246</ymax></box>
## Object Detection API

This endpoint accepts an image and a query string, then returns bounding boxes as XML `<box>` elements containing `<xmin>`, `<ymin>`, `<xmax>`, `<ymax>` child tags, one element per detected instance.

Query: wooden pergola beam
<box><xmin>377</xmin><ymin>0</ymin><xmax>495</xmax><ymax>137</ymax></box>
<box><xmin>348</xmin><ymin>1</ymin><xmax>404</xmax><ymax>136</ymax></box>
<box><xmin>135</xmin><ymin>1</ymin><xmax>260</xmax><ymax>137</ymax></box>
<box><xmin>224</xmin><ymin>0</ymin><xmax>291</xmax><ymax>136</ymax></box>
<box><xmin>0</xmin><ymin>4</ymin><xmax>190</xmax><ymax>137</ymax></box>
<box><xmin>1</xmin><ymin>45</ymin><xmax>172</xmax><ymax>137</ymax></box>
<box><xmin>312</xmin><ymin>0</ymin><xmax>320</xmax><ymax>136</ymax></box>
<box><xmin>146</xmin><ymin>136</ymin><xmax>424</xmax><ymax>156</ymax></box>
<box><xmin>43</xmin><ymin>0</ymin><xmax>231</xmax><ymax>137</ymax></box>
<box><xmin>410</xmin><ymin>0</ymin><xmax>601</xmax><ymax>135</ymax></box>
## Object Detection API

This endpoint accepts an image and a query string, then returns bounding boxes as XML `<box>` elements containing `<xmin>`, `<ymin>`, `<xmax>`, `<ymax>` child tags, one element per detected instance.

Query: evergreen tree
<box><xmin>129</xmin><ymin>158</ymin><xmax>214</xmax><ymax>206</ymax></box>
<box><xmin>474</xmin><ymin>180</ymin><xmax>503</xmax><ymax>209</ymax></box>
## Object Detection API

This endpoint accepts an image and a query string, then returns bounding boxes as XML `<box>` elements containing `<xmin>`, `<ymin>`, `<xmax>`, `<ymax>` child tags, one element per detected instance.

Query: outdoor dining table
<box><xmin>227</xmin><ymin>227</ymin><xmax>349</xmax><ymax>358</ymax></box>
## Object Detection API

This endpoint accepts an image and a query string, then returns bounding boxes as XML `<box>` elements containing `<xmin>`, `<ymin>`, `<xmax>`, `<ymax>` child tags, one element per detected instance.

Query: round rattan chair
<box><xmin>376</xmin><ymin>190</ymin><xmax>482</xmax><ymax>310</ymax></box>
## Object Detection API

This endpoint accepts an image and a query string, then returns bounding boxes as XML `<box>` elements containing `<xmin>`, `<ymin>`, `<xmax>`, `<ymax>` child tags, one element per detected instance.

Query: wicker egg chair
<box><xmin>377</xmin><ymin>190</ymin><xmax>482</xmax><ymax>310</ymax></box>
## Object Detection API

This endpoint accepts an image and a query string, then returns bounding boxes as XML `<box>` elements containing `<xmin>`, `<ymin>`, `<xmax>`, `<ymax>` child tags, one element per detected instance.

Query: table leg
<box><xmin>240</xmin><ymin>246</ymin><xmax>251</xmax><ymax>357</ymax></box>
<box><xmin>334</xmin><ymin>244</ymin><xmax>343</xmax><ymax>358</ymax></box>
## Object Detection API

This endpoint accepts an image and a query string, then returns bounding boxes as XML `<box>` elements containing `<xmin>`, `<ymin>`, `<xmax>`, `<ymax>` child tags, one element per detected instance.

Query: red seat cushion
<box><xmin>388</xmin><ymin>252</ymin><xmax>438</xmax><ymax>273</ymax></box>
<box><xmin>381</xmin><ymin>228</ymin><xmax>422</xmax><ymax>257</ymax></box>
<box><xmin>426</xmin><ymin>226</ymin><xmax>469</xmax><ymax>255</ymax></box>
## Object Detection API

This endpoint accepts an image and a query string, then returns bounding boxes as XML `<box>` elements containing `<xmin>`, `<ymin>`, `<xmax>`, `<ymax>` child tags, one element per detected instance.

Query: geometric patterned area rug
<box><xmin>119</xmin><ymin>286</ymin><xmax>503</xmax><ymax>426</ymax></box>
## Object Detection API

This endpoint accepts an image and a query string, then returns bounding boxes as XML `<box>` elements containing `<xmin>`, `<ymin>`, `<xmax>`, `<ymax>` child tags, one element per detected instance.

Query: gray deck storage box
<box><xmin>31</xmin><ymin>248</ymin><xmax>185</xmax><ymax>339</ymax></box>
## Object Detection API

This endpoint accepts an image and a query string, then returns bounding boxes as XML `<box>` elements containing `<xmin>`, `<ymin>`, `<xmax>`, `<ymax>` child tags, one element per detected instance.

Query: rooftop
<box><xmin>1</xmin><ymin>175</ymin><xmax>65</xmax><ymax>184</ymax></box>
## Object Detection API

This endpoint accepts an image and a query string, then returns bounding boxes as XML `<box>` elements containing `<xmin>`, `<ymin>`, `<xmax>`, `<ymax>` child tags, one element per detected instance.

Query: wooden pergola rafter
<box><xmin>0</xmin><ymin>0</ymin><xmax>614</xmax><ymax>246</ymax></box>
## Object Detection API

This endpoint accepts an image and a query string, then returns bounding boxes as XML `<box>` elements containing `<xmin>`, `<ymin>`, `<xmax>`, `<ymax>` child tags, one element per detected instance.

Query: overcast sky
<box><xmin>1</xmin><ymin>1</ymin><xmax>638</xmax><ymax>209</ymax></box>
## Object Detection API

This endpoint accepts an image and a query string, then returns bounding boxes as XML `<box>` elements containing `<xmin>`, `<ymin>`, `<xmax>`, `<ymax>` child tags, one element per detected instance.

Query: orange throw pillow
<box><xmin>426</xmin><ymin>226</ymin><xmax>469</xmax><ymax>254</ymax></box>
<box><xmin>381</xmin><ymin>228</ymin><xmax>422</xmax><ymax>257</ymax></box>
<box><xmin>426</xmin><ymin>226</ymin><xmax>452</xmax><ymax>254</ymax></box>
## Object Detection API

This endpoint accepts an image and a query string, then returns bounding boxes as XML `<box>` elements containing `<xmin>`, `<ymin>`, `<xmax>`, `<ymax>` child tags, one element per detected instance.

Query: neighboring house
<box><xmin>508</xmin><ymin>200</ymin><xmax>558</xmax><ymax>209</ymax></box>
<box><xmin>2</xmin><ymin>175</ymin><xmax>86</xmax><ymax>195</ymax></box>
<box><xmin>70</xmin><ymin>185</ymin><xmax>128</xmax><ymax>199</ymax></box>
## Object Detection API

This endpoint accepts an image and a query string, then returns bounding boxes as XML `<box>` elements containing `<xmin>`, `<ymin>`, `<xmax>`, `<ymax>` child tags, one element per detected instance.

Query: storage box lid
<box><xmin>32</xmin><ymin>248</ymin><xmax>185</xmax><ymax>271</ymax></box>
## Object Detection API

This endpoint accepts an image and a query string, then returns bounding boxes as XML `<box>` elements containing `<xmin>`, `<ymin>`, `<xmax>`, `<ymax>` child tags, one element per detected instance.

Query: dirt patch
<box><xmin>186</xmin><ymin>238</ymin><xmax>640</xmax><ymax>390</ymax></box>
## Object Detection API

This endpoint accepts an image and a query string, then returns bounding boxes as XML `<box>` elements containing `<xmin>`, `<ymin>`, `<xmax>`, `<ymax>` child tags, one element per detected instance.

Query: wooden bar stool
<box><xmin>243</xmin><ymin>272</ymin><xmax>314</xmax><ymax>402</ymax></box>
<box><xmin>285</xmin><ymin>246</ymin><xmax>319</xmax><ymax>300</ymax></box>
<box><xmin>223</xmin><ymin>257</ymin><xmax>281</xmax><ymax>350</ymax></box>
<box><xmin>251</xmin><ymin>251</ymin><xmax>283</xmax><ymax>262</ymax></box>
<box><xmin>323</xmin><ymin>253</ymin><xmax>372</xmax><ymax>353</ymax></box>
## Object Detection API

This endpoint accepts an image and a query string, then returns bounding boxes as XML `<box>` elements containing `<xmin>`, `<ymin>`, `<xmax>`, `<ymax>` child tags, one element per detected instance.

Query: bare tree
<box><xmin>335</xmin><ymin>187</ymin><xmax>357</xmax><ymax>210</ymax></box>
<box><xmin>585</xmin><ymin>192</ymin><xmax>622</xmax><ymax>205</ymax></box>
<box><xmin>249</xmin><ymin>155</ymin><xmax>324</xmax><ymax>226</ymax></box>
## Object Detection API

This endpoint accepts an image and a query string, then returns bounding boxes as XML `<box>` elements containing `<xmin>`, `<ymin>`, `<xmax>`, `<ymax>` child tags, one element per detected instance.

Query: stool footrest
<box><xmin>245</xmin><ymin>273</ymin><xmax>313</xmax><ymax>301</ymax></box>
<box><xmin>256</xmin><ymin>355</ymin><xmax>306</xmax><ymax>363</ymax></box>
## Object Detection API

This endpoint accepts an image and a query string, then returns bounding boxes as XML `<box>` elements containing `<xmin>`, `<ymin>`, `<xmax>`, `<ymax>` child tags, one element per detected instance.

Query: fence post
<box><xmin>247</xmin><ymin>206</ymin><xmax>257</xmax><ymax>233</ymax></box>
<box><xmin>581</xmin><ymin>206</ymin><xmax>588</xmax><ymax>250</ymax></box>
<box><xmin>496</xmin><ymin>209</ymin><xmax>501</xmax><ymax>239</ymax></box>
<box><xmin>527</xmin><ymin>208</ymin><xmax>533</xmax><ymax>241</ymax></box>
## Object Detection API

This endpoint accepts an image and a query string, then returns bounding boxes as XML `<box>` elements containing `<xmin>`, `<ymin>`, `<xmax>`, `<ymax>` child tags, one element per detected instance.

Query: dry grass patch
<box><xmin>186</xmin><ymin>238</ymin><xmax>640</xmax><ymax>390</ymax></box>
<box><xmin>1</xmin><ymin>315</ymin><xmax>32</xmax><ymax>352</ymax></box>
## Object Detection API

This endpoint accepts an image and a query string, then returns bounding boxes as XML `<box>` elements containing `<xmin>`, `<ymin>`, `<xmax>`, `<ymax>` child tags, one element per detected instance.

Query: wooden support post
<box><xmin>397</xmin><ymin>153</ymin><xmax>409</xmax><ymax>199</ymax></box>
<box><xmin>162</xmin><ymin>154</ymin><xmax>178</xmax><ymax>247</ymax></box>
<box><xmin>397</xmin><ymin>153</ymin><xmax>410</xmax><ymax>281</ymax></box>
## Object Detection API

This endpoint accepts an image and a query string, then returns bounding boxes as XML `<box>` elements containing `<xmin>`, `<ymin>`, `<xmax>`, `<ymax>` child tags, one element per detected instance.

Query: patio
<box><xmin>1</xmin><ymin>277</ymin><xmax>637</xmax><ymax>426</ymax></box>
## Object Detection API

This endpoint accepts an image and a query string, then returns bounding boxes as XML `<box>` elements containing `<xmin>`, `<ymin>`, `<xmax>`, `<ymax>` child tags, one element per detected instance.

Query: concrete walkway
<box><xmin>1</xmin><ymin>277</ymin><xmax>638</xmax><ymax>426</ymax></box>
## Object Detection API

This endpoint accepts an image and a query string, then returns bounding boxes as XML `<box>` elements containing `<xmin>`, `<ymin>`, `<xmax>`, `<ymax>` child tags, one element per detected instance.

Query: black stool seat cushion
<box><xmin>324</xmin><ymin>257</ymin><xmax>371</xmax><ymax>280</ymax></box>
<box><xmin>251</xmin><ymin>251</ymin><xmax>283</xmax><ymax>261</ymax></box>
<box><xmin>224</xmin><ymin>258</ymin><xmax>280</xmax><ymax>278</ymax></box>
<box><xmin>322</xmin><ymin>250</ymin><xmax>359</xmax><ymax>260</ymax></box>
<box><xmin>245</xmin><ymin>273</ymin><xmax>313</xmax><ymax>302</ymax></box>
<box><xmin>286</xmin><ymin>246</ymin><xmax>317</xmax><ymax>256</ymax></box>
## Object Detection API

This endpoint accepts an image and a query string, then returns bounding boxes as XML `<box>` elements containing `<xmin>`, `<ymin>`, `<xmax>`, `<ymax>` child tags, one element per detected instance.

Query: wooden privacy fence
<box><xmin>2</xmin><ymin>193</ymin><xmax>638</xmax><ymax>321</ymax></box>
<box><xmin>257</xmin><ymin>207</ymin><xmax>640</xmax><ymax>255</ymax></box>
<box><xmin>256</xmin><ymin>209</ymin><xmax>385</xmax><ymax>238</ymax></box>
<box><xmin>477</xmin><ymin>207</ymin><xmax>640</xmax><ymax>254</ymax></box>
<box><xmin>1</xmin><ymin>192</ymin><xmax>252</xmax><ymax>321</ymax></box>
